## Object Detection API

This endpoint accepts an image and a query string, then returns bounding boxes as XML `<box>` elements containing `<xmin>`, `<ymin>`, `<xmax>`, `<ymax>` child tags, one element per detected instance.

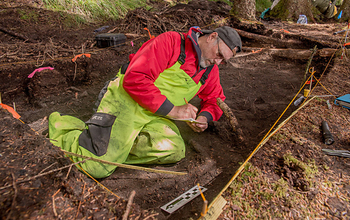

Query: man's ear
<box><xmin>207</xmin><ymin>32</ymin><xmax>218</xmax><ymax>42</ymax></box>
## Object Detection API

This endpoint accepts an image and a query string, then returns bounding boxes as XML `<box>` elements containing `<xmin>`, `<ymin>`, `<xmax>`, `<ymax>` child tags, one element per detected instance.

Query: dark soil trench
<box><xmin>3</xmin><ymin>0</ymin><xmax>350</xmax><ymax>217</ymax></box>
<box><xmin>1</xmin><ymin>39</ymin><xmax>308</xmax><ymax>219</ymax></box>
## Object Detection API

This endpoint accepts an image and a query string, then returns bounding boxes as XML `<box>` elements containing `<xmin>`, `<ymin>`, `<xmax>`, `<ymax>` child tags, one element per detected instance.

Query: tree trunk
<box><xmin>339</xmin><ymin>0</ymin><xmax>350</xmax><ymax>22</ymax></box>
<box><xmin>231</xmin><ymin>0</ymin><xmax>256</xmax><ymax>21</ymax></box>
<box><xmin>269</xmin><ymin>0</ymin><xmax>315</xmax><ymax>23</ymax></box>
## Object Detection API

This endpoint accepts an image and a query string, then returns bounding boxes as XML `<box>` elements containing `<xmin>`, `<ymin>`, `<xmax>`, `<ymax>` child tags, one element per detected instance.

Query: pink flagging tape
<box><xmin>28</xmin><ymin>67</ymin><xmax>54</xmax><ymax>78</ymax></box>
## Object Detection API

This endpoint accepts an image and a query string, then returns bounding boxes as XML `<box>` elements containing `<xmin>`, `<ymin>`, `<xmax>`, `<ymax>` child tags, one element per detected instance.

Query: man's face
<box><xmin>200</xmin><ymin>35</ymin><xmax>235</xmax><ymax>68</ymax></box>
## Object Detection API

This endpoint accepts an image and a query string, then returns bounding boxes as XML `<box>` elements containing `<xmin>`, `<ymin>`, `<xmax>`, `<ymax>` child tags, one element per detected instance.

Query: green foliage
<box><xmin>256</xmin><ymin>0</ymin><xmax>272</xmax><ymax>13</ymax></box>
<box><xmin>268</xmin><ymin>0</ymin><xmax>289</xmax><ymax>20</ymax></box>
<box><xmin>18</xmin><ymin>9</ymin><xmax>39</xmax><ymax>22</ymax></box>
<box><xmin>227</xmin><ymin>160</ymin><xmax>322</xmax><ymax>218</ymax></box>
<box><xmin>271</xmin><ymin>133</ymin><xmax>288</xmax><ymax>143</ymax></box>
<box><xmin>208</xmin><ymin>0</ymin><xmax>232</xmax><ymax>6</ymax></box>
<box><xmin>272</xmin><ymin>178</ymin><xmax>288</xmax><ymax>198</ymax></box>
<box><xmin>283</xmin><ymin>153</ymin><xmax>318</xmax><ymax>186</ymax></box>
<box><xmin>60</xmin><ymin>12</ymin><xmax>87</xmax><ymax>28</ymax></box>
<box><xmin>42</xmin><ymin>0</ymin><xmax>148</xmax><ymax>23</ymax></box>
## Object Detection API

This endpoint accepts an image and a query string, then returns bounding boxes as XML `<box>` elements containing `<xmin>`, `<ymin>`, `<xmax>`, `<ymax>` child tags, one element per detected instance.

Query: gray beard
<box><xmin>200</xmin><ymin>58</ymin><xmax>209</xmax><ymax>68</ymax></box>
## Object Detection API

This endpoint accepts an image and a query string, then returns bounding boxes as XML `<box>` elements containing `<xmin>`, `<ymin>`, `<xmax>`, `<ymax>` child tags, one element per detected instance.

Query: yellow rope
<box><xmin>197</xmin><ymin>183</ymin><xmax>208</xmax><ymax>217</ymax></box>
<box><xmin>67</xmin><ymin>156</ymin><xmax>121</xmax><ymax>199</ymax></box>
<box><xmin>312</xmin><ymin>75</ymin><xmax>337</xmax><ymax>98</ymax></box>
<box><xmin>61</xmin><ymin>149</ymin><xmax>187</xmax><ymax>175</ymax></box>
<box><xmin>208</xmin><ymin>49</ymin><xmax>338</xmax><ymax>211</ymax></box>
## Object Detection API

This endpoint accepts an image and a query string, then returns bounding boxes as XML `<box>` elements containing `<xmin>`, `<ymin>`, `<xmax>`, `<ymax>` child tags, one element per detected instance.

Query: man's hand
<box><xmin>167</xmin><ymin>104</ymin><xmax>198</xmax><ymax>120</ymax></box>
<box><xmin>187</xmin><ymin>115</ymin><xmax>208</xmax><ymax>133</ymax></box>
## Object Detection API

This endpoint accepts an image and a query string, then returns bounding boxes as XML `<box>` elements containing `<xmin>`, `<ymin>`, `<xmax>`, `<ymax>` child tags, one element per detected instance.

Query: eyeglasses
<box><xmin>216</xmin><ymin>38</ymin><xmax>237</xmax><ymax>65</ymax></box>
<box><xmin>216</xmin><ymin>38</ymin><xmax>226</xmax><ymax>64</ymax></box>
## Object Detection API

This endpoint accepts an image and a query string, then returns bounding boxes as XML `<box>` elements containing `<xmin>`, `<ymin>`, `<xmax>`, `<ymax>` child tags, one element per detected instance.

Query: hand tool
<box><xmin>321</xmin><ymin>121</ymin><xmax>334</xmax><ymax>145</ymax></box>
<box><xmin>322</xmin><ymin>149</ymin><xmax>350</xmax><ymax>158</ymax></box>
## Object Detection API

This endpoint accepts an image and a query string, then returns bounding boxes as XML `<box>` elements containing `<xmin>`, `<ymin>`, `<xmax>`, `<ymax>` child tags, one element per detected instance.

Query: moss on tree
<box><xmin>268</xmin><ymin>0</ymin><xmax>316</xmax><ymax>23</ymax></box>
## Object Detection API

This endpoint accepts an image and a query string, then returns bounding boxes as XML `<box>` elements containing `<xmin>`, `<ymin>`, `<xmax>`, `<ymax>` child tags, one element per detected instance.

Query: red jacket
<box><xmin>123</xmin><ymin>27</ymin><xmax>226</xmax><ymax>122</ymax></box>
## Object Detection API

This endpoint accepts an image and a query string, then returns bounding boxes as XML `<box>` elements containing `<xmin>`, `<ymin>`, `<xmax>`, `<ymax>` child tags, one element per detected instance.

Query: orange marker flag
<box><xmin>0</xmin><ymin>103</ymin><xmax>21</xmax><ymax>119</ymax></box>
<box><xmin>72</xmin><ymin>53</ymin><xmax>91</xmax><ymax>62</ymax></box>
<box><xmin>144</xmin><ymin>27</ymin><xmax>155</xmax><ymax>39</ymax></box>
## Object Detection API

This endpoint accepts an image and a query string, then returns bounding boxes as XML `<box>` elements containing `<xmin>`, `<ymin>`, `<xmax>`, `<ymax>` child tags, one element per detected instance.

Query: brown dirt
<box><xmin>0</xmin><ymin>1</ymin><xmax>349</xmax><ymax>220</ymax></box>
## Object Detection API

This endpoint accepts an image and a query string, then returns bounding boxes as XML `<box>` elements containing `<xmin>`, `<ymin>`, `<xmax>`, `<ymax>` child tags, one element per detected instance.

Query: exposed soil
<box><xmin>0</xmin><ymin>1</ymin><xmax>349</xmax><ymax>220</ymax></box>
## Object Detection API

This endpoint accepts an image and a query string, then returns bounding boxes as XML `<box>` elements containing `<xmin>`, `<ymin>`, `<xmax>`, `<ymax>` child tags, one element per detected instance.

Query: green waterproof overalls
<box><xmin>49</xmin><ymin>33</ymin><xmax>213</xmax><ymax>178</ymax></box>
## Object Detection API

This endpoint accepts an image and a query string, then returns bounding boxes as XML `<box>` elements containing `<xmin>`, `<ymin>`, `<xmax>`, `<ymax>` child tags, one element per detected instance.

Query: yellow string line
<box><xmin>12</xmin><ymin>115</ymin><xmax>123</xmax><ymax>200</ymax></box>
<box><xmin>197</xmin><ymin>183</ymin><xmax>208</xmax><ymax>217</ymax></box>
<box><xmin>299</xmin><ymin>48</ymin><xmax>338</xmax><ymax>106</ymax></box>
<box><xmin>309</xmin><ymin>49</ymin><xmax>338</xmax><ymax>98</ymax></box>
<box><xmin>61</xmin><ymin>150</ymin><xmax>186</xmax><ymax>175</ymax></box>
<box><xmin>67</xmin><ymin>156</ymin><xmax>121</xmax><ymax>199</ymax></box>
<box><xmin>197</xmin><ymin>183</ymin><xmax>207</xmax><ymax>202</ymax></box>
<box><xmin>208</xmin><ymin>47</ymin><xmax>338</xmax><ymax>211</ymax></box>
<box><xmin>312</xmin><ymin>75</ymin><xmax>336</xmax><ymax>98</ymax></box>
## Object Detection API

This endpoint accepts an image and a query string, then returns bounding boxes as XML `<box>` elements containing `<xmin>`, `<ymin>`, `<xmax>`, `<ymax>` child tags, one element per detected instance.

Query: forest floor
<box><xmin>0</xmin><ymin>0</ymin><xmax>350</xmax><ymax>219</ymax></box>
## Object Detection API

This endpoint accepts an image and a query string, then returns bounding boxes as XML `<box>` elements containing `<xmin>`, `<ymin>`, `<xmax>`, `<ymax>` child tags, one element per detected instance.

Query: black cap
<box><xmin>202</xmin><ymin>26</ymin><xmax>242</xmax><ymax>52</ymax></box>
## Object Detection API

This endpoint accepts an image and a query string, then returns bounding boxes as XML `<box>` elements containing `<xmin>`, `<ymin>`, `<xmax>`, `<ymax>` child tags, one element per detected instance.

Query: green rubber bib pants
<box><xmin>49</xmin><ymin>61</ymin><xmax>202</xmax><ymax>178</ymax></box>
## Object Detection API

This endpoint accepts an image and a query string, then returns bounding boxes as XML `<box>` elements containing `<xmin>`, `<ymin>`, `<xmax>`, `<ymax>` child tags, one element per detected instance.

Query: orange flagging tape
<box><xmin>0</xmin><ymin>103</ymin><xmax>21</xmax><ymax>119</ymax></box>
<box><xmin>143</xmin><ymin>28</ymin><xmax>155</xmax><ymax>39</ymax></box>
<box><xmin>72</xmin><ymin>53</ymin><xmax>91</xmax><ymax>62</ymax></box>
<box><xmin>280</xmin><ymin>29</ymin><xmax>290</xmax><ymax>33</ymax></box>
<box><xmin>252</xmin><ymin>48</ymin><xmax>263</xmax><ymax>53</ymax></box>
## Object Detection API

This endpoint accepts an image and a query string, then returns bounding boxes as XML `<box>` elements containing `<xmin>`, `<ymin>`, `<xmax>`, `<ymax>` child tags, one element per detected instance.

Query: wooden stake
<box><xmin>122</xmin><ymin>190</ymin><xmax>136</xmax><ymax>220</ymax></box>
<box><xmin>302</xmin><ymin>45</ymin><xmax>317</xmax><ymax>88</ymax></box>
<box><xmin>216</xmin><ymin>98</ymin><xmax>244</xmax><ymax>142</ymax></box>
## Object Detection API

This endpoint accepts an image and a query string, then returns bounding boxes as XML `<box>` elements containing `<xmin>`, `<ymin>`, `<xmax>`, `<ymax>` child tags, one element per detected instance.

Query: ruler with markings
<box><xmin>161</xmin><ymin>185</ymin><xmax>207</xmax><ymax>214</ymax></box>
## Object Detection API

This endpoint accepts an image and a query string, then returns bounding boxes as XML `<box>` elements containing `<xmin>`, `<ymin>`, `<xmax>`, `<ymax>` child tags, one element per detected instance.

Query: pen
<box><xmin>184</xmin><ymin>98</ymin><xmax>188</xmax><ymax>104</ymax></box>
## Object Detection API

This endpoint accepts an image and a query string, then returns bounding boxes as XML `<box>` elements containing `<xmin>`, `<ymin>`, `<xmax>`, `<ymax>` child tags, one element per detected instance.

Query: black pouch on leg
<box><xmin>79</xmin><ymin>113</ymin><xmax>116</xmax><ymax>156</ymax></box>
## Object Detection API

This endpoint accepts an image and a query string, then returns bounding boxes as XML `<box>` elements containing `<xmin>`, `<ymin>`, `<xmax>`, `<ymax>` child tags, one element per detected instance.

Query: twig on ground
<box><xmin>0</xmin><ymin>159</ymin><xmax>88</xmax><ymax>190</ymax></box>
<box><xmin>123</xmin><ymin>190</ymin><xmax>136</xmax><ymax>220</ymax></box>
<box><xmin>0</xmin><ymin>27</ymin><xmax>34</xmax><ymax>43</ymax></box>
<box><xmin>39</xmin><ymin>162</ymin><xmax>57</xmax><ymax>174</ymax></box>
<box><xmin>73</xmin><ymin>62</ymin><xmax>77</xmax><ymax>81</ymax></box>
<box><xmin>52</xmin><ymin>188</ymin><xmax>61</xmax><ymax>217</ymax></box>
<box><xmin>143</xmin><ymin>213</ymin><xmax>159</xmax><ymax>220</ymax></box>
<box><xmin>5</xmin><ymin>173</ymin><xmax>17</xmax><ymax>220</ymax></box>
<box><xmin>65</xmin><ymin>165</ymin><xmax>72</xmax><ymax>180</ymax></box>
<box><xmin>75</xmin><ymin>183</ymin><xmax>85</xmax><ymax>219</ymax></box>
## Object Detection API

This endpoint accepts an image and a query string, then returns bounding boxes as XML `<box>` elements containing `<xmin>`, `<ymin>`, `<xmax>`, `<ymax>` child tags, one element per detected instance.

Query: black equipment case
<box><xmin>95</xmin><ymin>33</ymin><xmax>126</xmax><ymax>48</ymax></box>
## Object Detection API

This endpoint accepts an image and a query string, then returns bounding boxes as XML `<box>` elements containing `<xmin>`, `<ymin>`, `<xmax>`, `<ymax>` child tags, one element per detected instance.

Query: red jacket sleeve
<box><xmin>122</xmin><ymin>32</ymin><xmax>180</xmax><ymax>115</ymax></box>
<box><xmin>197</xmin><ymin>65</ymin><xmax>226</xmax><ymax>122</ymax></box>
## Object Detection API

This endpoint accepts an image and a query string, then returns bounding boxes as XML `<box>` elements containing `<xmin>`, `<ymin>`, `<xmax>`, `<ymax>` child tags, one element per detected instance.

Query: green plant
<box><xmin>271</xmin><ymin>133</ymin><xmax>288</xmax><ymax>143</ymax></box>
<box><xmin>42</xmin><ymin>0</ymin><xmax>148</xmax><ymax>22</ymax></box>
<box><xmin>322</xmin><ymin>163</ymin><xmax>329</xmax><ymax>171</ymax></box>
<box><xmin>273</xmin><ymin>178</ymin><xmax>289</xmax><ymax>198</ymax></box>
<box><xmin>283</xmin><ymin>153</ymin><xmax>318</xmax><ymax>186</ymax></box>
<box><xmin>256</xmin><ymin>0</ymin><xmax>272</xmax><ymax>13</ymax></box>
<box><xmin>18</xmin><ymin>9</ymin><xmax>39</xmax><ymax>22</ymax></box>
<box><xmin>208</xmin><ymin>0</ymin><xmax>232</xmax><ymax>6</ymax></box>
